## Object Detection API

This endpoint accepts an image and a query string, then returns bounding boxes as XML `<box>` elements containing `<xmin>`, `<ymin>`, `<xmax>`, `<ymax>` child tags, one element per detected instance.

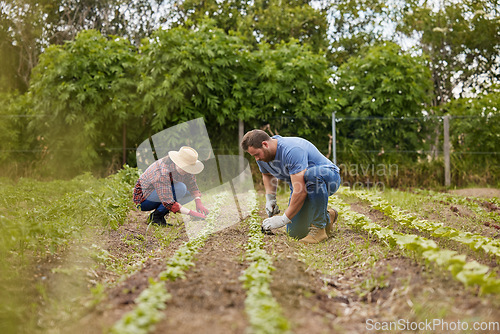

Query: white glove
<box><xmin>265</xmin><ymin>194</ymin><xmax>280</xmax><ymax>217</ymax></box>
<box><xmin>262</xmin><ymin>214</ymin><xmax>291</xmax><ymax>231</ymax></box>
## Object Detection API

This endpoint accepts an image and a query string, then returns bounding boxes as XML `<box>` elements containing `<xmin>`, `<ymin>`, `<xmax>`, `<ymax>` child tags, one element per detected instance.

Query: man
<box><xmin>133</xmin><ymin>146</ymin><xmax>210</xmax><ymax>226</ymax></box>
<box><xmin>241</xmin><ymin>130</ymin><xmax>341</xmax><ymax>244</ymax></box>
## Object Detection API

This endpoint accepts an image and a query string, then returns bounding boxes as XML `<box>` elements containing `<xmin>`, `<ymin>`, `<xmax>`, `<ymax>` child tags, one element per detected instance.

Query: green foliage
<box><xmin>137</xmin><ymin>21</ymin><xmax>334</xmax><ymax>154</ymax></box>
<box><xmin>28</xmin><ymin>30</ymin><xmax>141</xmax><ymax>172</ymax></box>
<box><xmin>242</xmin><ymin>0</ymin><xmax>329</xmax><ymax>53</ymax></box>
<box><xmin>326</xmin><ymin>0</ymin><xmax>389</xmax><ymax>66</ymax></box>
<box><xmin>395</xmin><ymin>0</ymin><xmax>500</xmax><ymax>102</ymax></box>
<box><xmin>239</xmin><ymin>191</ymin><xmax>290</xmax><ymax>334</ymax></box>
<box><xmin>167</xmin><ymin>0</ymin><xmax>330</xmax><ymax>54</ymax></box>
<box><xmin>446</xmin><ymin>91</ymin><xmax>500</xmax><ymax>172</ymax></box>
<box><xmin>332</xmin><ymin>191</ymin><xmax>500</xmax><ymax>294</ymax></box>
<box><xmin>0</xmin><ymin>168</ymin><xmax>135</xmax><ymax>259</ymax></box>
<box><xmin>138</xmin><ymin>22</ymin><xmax>252</xmax><ymax>130</ymax></box>
<box><xmin>0</xmin><ymin>92</ymin><xmax>21</xmax><ymax>163</ymax></box>
<box><xmin>0</xmin><ymin>168</ymin><xmax>136</xmax><ymax>333</ymax></box>
<box><xmin>110</xmin><ymin>280</ymin><xmax>171</xmax><ymax>334</ymax></box>
<box><xmin>333</xmin><ymin>42</ymin><xmax>433</xmax><ymax>162</ymax></box>
<box><xmin>246</xmin><ymin>40</ymin><xmax>336</xmax><ymax>144</ymax></box>
<box><xmin>347</xmin><ymin>189</ymin><xmax>500</xmax><ymax>258</ymax></box>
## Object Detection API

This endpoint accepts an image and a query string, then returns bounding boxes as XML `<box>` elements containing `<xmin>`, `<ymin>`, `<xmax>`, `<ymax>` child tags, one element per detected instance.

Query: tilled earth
<box><xmin>38</xmin><ymin>194</ymin><xmax>500</xmax><ymax>334</ymax></box>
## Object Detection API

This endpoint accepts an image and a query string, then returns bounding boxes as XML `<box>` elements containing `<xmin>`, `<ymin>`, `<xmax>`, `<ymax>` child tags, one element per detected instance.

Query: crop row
<box><xmin>0</xmin><ymin>168</ymin><xmax>136</xmax><ymax>256</ymax></box>
<box><xmin>413</xmin><ymin>189</ymin><xmax>500</xmax><ymax>224</ymax></box>
<box><xmin>330</xmin><ymin>194</ymin><xmax>500</xmax><ymax>295</ymax></box>
<box><xmin>110</xmin><ymin>193</ymin><xmax>227</xmax><ymax>334</ymax></box>
<box><xmin>342</xmin><ymin>188</ymin><xmax>500</xmax><ymax>259</ymax></box>
<box><xmin>0</xmin><ymin>168</ymin><xmax>139</xmax><ymax>333</ymax></box>
<box><xmin>239</xmin><ymin>191</ymin><xmax>290</xmax><ymax>334</ymax></box>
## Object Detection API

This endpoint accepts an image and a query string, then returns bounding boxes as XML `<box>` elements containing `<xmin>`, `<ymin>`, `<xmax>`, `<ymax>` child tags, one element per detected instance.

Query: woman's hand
<box><xmin>195</xmin><ymin>198</ymin><xmax>210</xmax><ymax>215</ymax></box>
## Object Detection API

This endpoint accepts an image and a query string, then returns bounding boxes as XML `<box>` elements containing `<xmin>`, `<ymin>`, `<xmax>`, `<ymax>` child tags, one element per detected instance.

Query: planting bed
<box><xmin>1</xmin><ymin>177</ymin><xmax>500</xmax><ymax>333</ymax></box>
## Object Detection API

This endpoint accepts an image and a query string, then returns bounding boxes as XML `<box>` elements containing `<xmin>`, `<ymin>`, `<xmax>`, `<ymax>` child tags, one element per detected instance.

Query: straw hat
<box><xmin>168</xmin><ymin>146</ymin><xmax>204</xmax><ymax>174</ymax></box>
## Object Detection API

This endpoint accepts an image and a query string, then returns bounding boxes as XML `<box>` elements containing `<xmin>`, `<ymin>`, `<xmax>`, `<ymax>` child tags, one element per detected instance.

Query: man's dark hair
<box><xmin>241</xmin><ymin>129</ymin><xmax>271</xmax><ymax>151</ymax></box>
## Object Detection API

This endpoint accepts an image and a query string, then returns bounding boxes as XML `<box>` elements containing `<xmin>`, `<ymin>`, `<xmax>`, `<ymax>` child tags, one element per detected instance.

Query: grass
<box><xmin>0</xmin><ymin>167</ymin><xmax>140</xmax><ymax>333</ymax></box>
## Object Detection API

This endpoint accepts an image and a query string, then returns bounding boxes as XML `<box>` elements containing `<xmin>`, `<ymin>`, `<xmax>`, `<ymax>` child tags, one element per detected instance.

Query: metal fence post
<box><xmin>444</xmin><ymin>115</ymin><xmax>451</xmax><ymax>187</ymax></box>
<box><xmin>332</xmin><ymin>112</ymin><xmax>336</xmax><ymax>165</ymax></box>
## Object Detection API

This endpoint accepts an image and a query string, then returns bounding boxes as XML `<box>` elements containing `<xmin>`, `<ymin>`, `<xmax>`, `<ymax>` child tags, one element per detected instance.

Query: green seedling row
<box><xmin>0</xmin><ymin>168</ymin><xmax>137</xmax><ymax>257</ymax></box>
<box><xmin>0</xmin><ymin>167</ymin><xmax>139</xmax><ymax>333</ymax></box>
<box><xmin>413</xmin><ymin>189</ymin><xmax>500</xmax><ymax>224</ymax></box>
<box><xmin>343</xmin><ymin>188</ymin><xmax>500</xmax><ymax>258</ymax></box>
<box><xmin>330</xmin><ymin>195</ymin><xmax>500</xmax><ymax>295</ymax></box>
<box><xmin>239</xmin><ymin>191</ymin><xmax>290</xmax><ymax>334</ymax></box>
<box><xmin>110</xmin><ymin>192</ymin><xmax>227</xmax><ymax>334</ymax></box>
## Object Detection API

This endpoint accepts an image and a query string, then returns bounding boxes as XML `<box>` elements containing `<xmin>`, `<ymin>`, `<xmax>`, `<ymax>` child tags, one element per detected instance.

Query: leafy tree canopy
<box><xmin>165</xmin><ymin>0</ymin><xmax>330</xmax><ymax>54</ymax></box>
<box><xmin>395</xmin><ymin>0</ymin><xmax>500</xmax><ymax>103</ymax></box>
<box><xmin>333</xmin><ymin>42</ymin><xmax>433</xmax><ymax>158</ymax></box>
<box><xmin>28</xmin><ymin>30</ymin><xmax>140</xmax><ymax>171</ymax></box>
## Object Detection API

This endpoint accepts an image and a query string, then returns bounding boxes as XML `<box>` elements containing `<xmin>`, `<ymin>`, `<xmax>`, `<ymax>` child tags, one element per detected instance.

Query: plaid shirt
<box><xmin>133</xmin><ymin>156</ymin><xmax>201</xmax><ymax>210</ymax></box>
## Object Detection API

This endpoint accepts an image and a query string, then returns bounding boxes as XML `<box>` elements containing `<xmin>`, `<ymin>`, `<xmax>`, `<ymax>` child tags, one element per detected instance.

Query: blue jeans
<box><xmin>138</xmin><ymin>182</ymin><xmax>194</xmax><ymax>216</ymax></box>
<box><xmin>286</xmin><ymin>166</ymin><xmax>341</xmax><ymax>239</ymax></box>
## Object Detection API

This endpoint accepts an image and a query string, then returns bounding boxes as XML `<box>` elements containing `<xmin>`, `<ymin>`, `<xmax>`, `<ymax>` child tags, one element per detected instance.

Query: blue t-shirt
<box><xmin>257</xmin><ymin>135</ymin><xmax>338</xmax><ymax>184</ymax></box>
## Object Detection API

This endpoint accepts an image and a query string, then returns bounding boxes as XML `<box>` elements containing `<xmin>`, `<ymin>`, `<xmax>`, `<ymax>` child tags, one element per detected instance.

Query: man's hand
<box><xmin>265</xmin><ymin>194</ymin><xmax>280</xmax><ymax>217</ymax></box>
<box><xmin>195</xmin><ymin>198</ymin><xmax>210</xmax><ymax>215</ymax></box>
<box><xmin>262</xmin><ymin>214</ymin><xmax>291</xmax><ymax>231</ymax></box>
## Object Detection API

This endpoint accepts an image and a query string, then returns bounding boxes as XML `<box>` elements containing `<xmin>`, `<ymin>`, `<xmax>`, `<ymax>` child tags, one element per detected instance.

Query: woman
<box><xmin>133</xmin><ymin>146</ymin><xmax>209</xmax><ymax>226</ymax></box>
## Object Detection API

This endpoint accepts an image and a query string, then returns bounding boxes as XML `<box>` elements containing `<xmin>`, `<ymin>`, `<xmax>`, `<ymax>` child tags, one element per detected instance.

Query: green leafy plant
<box><xmin>239</xmin><ymin>191</ymin><xmax>290</xmax><ymax>334</ymax></box>
<box><xmin>331</xmin><ymin>192</ymin><xmax>500</xmax><ymax>295</ymax></box>
<box><xmin>413</xmin><ymin>188</ymin><xmax>500</xmax><ymax>224</ymax></box>
<box><xmin>110</xmin><ymin>279</ymin><xmax>171</xmax><ymax>334</ymax></box>
<box><xmin>344</xmin><ymin>188</ymin><xmax>500</xmax><ymax>258</ymax></box>
<box><xmin>110</xmin><ymin>192</ymin><xmax>228</xmax><ymax>333</ymax></box>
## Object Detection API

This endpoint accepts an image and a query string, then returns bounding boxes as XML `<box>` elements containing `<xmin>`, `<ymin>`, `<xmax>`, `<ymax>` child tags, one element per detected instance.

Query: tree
<box><xmin>136</xmin><ymin>21</ymin><xmax>336</xmax><ymax>153</ymax></box>
<box><xmin>246</xmin><ymin>40</ymin><xmax>337</xmax><ymax>150</ymax></box>
<box><xmin>395</xmin><ymin>0</ymin><xmax>500</xmax><ymax>104</ymax></box>
<box><xmin>332</xmin><ymin>42</ymin><xmax>433</xmax><ymax>161</ymax></box>
<box><xmin>325</xmin><ymin>0</ymin><xmax>389</xmax><ymax>67</ymax></box>
<box><xmin>0</xmin><ymin>0</ymin><xmax>50</xmax><ymax>91</ymax></box>
<box><xmin>28</xmin><ymin>30</ymin><xmax>141</xmax><ymax>173</ymax></box>
<box><xmin>447</xmin><ymin>90</ymin><xmax>500</xmax><ymax>156</ymax></box>
<box><xmin>164</xmin><ymin>0</ymin><xmax>330</xmax><ymax>54</ymax></box>
<box><xmin>0</xmin><ymin>0</ymin><xmax>163</xmax><ymax>93</ymax></box>
<box><xmin>137</xmin><ymin>21</ymin><xmax>253</xmax><ymax>138</ymax></box>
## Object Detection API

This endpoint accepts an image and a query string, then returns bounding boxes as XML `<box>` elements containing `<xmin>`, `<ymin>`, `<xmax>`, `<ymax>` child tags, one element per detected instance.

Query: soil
<box><xmin>153</xmin><ymin>223</ymin><xmax>249</xmax><ymax>334</ymax></box>
<box><xmin>31</xmin><ymin>193</ymin><xmax>500</xmax><ymax>334</ymax></box>
<box><xmin>450</xmin><ymin>188</ymin><xmax>500</xmax><ymax>199</ymax></box>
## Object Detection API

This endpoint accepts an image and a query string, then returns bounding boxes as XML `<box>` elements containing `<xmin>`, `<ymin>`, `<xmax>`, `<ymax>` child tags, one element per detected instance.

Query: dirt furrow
<box><xmin>258</xmin><ymin>203</ymin><xmax>500</xmax><ymax>334</ymax></box>
<box><xmin>152</xmin><ymin>221</ymin><xmax>250</xmax><ymax>334</ymax></box>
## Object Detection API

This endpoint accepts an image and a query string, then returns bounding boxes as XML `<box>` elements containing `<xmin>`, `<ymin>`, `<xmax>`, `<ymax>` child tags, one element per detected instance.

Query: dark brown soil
<box><xmin>153</xmin><ymin>223</ymin><xmax>249</xmax><ymax>334</ymax></box>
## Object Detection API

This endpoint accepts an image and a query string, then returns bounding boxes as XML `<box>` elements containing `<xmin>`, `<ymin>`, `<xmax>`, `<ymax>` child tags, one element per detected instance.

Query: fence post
<box><xmin>239</xmin><ymin>119</ymin><xmax>244</xmax><ymax>174</ymax></box>
<box><xmin>332</xmin><ymin>112</ymin><xmax>336</xmax><ymax>165</ymax></box>
<box><xmin>444</xmin><ymin>115</ymin><xmax>451</xmax><ymax>187</ymax></box>
<box><xmin>122</xmin><ymin>123</ymin><xmax>126</xmax><ymax>165</ymax></box>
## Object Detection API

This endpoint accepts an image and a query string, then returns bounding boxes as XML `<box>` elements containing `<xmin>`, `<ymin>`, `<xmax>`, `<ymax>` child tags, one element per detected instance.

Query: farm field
<box><xmin>1</xmin><ymin>172</ymin><xmax>500</xmax><ymax>334</ymax></box>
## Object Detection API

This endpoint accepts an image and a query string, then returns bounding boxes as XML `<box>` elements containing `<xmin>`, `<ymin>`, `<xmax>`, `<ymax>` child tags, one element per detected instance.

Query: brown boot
<box><xmin>326</xmin><ymin>208</ymin><xmax>338</xmax><ymax>237</ymax></box>
<box><xmin>299</xmin><ymin>225</ymin><xmax>328</xmax><ymax>244</ymax></box>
